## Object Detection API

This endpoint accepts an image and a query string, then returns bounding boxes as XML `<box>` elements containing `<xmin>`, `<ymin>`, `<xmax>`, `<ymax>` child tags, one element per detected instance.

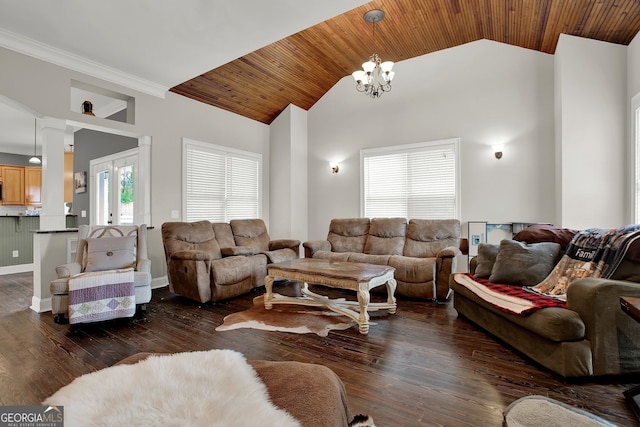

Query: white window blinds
<box><xmin>183</xmin><ymin>139</ymin><xmax>261</xmax><ymax>222</ymax></box>
<box><xmin>361</xmin><ymin>139</ymin><xmax>460</xmax><ymax>219</ymax></box>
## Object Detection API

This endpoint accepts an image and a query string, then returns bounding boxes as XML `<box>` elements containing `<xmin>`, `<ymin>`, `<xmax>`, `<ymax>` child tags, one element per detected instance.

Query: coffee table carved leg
<box><xmin>387</xmin><ymin>278</ymin><xmax>397</xmax><ymax>314</ymax></box>
<box><xmin>357</xmin><ymin>283</ymin><xmax>371</xmax><ymax>334</ymax></box>
<box><xmin>264</xmin><ymin>275</ymin><xmax>274</xmax><ymax>309</ymax></box>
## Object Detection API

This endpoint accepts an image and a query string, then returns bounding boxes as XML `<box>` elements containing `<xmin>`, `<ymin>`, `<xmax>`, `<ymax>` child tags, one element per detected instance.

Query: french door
<box><xmin>90</xmin><ymin>149</ymin><xmax>139</xmax><ymax>226</ymax></box>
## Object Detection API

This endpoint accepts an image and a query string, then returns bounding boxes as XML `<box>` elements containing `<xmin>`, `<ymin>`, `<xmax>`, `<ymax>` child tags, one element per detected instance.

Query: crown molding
<box><xmin>0</xmin><ymin>28</ymin><xmax>168</xmax><ymax>98</ymax></box>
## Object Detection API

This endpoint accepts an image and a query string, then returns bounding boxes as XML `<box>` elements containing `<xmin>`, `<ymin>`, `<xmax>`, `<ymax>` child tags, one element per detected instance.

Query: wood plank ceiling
<box><xmin>171</xmin><ymin>0</ymin><xmax>640</xmax><ymax>124</ymax></box>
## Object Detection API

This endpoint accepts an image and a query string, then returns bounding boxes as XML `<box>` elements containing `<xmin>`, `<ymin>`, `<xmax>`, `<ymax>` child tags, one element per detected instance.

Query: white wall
<box><xmin>0</xmin><ymin>47</ymin><xmax>271</xmax><ymax>227</ymax></box>
<box><xmin>628</xmin><ymin>33</ymin><xmax>640</xmax><ymax>224</ymax></box>
<box><xmin>554</xmin><ymin>35</ymin><xmax>627</xmax><ymax>230</ymax></box>
<box><xmin>2</xmin><ymin>32</ymin><xmax>637</xmax><ymax>273</ymax></box>
<box><xmin>0</xmin><ymin>46</ymin><xmax>270</xmax><ymax>281</ymax></box>
<box><xmin>307</xmin><ymin>39</ymin><xmax>556</xmax><ymax>240</ymax></box>
<box><xmin>629</xmin><ymin>33</ymin><xmax>640</xmax><ymax>99</ymax></box>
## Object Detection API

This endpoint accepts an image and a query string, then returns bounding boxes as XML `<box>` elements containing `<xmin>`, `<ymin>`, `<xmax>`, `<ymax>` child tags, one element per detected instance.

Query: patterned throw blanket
<box><xmin>527</xmin><ymin>225</ymin><xmax>640</xmax><ymax>301</ymax></box>
<box><xmin>68</xmin><ymin>268</ymin><xmax>135</xmax><ymax>324</ymax></box>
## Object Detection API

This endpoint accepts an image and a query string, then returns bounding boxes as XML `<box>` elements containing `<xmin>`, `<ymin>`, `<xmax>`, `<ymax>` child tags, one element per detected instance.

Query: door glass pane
<box><xmin>96</xmin><ymin>170</ymin><xmax>110</xmax><ymax>225</ymax></box>
<box><xmin>117</xmin><ymin>164</ymin><xmax>134</xmax><ymax>225</ymax></box>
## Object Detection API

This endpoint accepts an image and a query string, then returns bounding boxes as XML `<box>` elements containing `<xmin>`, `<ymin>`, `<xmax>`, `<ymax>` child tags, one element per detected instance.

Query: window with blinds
<box><xmin>183</xmin><ymin>139</ymin><xmax>261</xmax><ymax>222</ymax></box>
<box><xmin>361</xmin><ymin>138</ymin><xmax>460</xmax><ymax>219</ymax></box>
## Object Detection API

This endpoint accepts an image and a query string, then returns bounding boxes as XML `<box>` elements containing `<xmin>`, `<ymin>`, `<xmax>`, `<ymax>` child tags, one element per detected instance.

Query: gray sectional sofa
<box><xmin>303</xmin><ymin>217</ymin><xmax>460</xmax><ymax>300</ymax></box>
<box><xmin>450</xmin><ymin>224</ymin><xmax>640</xmax><ymax>378</ymax></box>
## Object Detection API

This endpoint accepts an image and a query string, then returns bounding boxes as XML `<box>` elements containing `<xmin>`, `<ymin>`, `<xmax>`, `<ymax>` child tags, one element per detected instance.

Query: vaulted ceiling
<box><xmin>171</xmin><ymin>0</ymin><xmax>640</xmax><ymax>124</ymax></box>
<box><xmin>0</xmin><ymin>0</ymin><xmax>639</xmax><ymax>135</ymax></box>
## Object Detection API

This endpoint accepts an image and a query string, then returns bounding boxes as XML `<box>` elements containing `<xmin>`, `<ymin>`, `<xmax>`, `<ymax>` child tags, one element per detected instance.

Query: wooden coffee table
<box><xmin>264</xmin><ymin>258</ymin><xmax>397</xmax><ymax>334</ymax></box>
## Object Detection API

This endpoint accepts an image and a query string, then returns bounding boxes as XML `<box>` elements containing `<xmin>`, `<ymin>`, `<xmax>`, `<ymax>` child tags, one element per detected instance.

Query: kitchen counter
<box><xmin>0</xmin><ymin>215</ymin><xmax>78</xmax><ymax>268</ymax></box>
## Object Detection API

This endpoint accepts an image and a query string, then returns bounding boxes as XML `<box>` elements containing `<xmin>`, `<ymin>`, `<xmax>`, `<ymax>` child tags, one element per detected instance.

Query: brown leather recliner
<box><xmin>161</xmin><ymin>219</ymin><xmax>300</xmax><ymax>303</ymax></box>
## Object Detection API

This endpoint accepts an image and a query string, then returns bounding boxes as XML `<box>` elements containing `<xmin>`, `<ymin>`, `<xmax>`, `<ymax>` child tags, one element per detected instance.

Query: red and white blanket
<box><xmin>453</xmin><ymin>273</ymin><xmax>567</xmax><ymax>315</ymax></box>
<box><xmin>68</xmin><ymin>268</ymin><xmax>135</xmax><ymax>324</ymax></box>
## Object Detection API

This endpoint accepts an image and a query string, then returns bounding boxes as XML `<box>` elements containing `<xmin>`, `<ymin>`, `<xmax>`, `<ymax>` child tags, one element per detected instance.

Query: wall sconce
<box><xmin>492</xmin><ymin>144</ymin><xmax>504</xmax><ymax>160</ymax></box>
<box><xmin>330</xmin><ymin>162</ymin><xmax>340</xmax><ymax>174</ymax></box>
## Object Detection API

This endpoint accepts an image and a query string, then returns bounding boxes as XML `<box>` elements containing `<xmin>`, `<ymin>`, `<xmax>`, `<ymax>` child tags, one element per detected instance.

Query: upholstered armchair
<box><xmin>50</xmin><ymin>224</ymin><xmax>152</xmax><ymax>324</ymax></box>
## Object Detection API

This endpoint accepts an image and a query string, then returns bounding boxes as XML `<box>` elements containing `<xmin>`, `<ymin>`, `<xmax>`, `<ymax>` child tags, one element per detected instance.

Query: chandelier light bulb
<box><xmin>380</xmin><ymin>61</ymin><xmax>394</xmax><ymax>73</ymax></box>
<box><xmin>362</xmin><ymin>61</ymin><xmax>376</xmax><ymax>73</ymax></box>
<box><xmin>352</xmin><ymin>70</ymin><xmax>366</xmax><ymax>83</ymax></box>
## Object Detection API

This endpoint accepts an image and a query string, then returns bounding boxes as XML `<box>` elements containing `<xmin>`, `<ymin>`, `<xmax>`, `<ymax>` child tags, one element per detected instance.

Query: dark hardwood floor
<box><xmin>0</xmin><ymin>272</ymin><xmax>638</xmax><ymax>426</ymax></box>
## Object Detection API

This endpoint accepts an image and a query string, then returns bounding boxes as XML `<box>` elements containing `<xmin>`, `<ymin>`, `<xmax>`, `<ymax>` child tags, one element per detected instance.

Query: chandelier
<box><xmin>352</xmin><ymin>9</ymin><xmax>395</xmax><ymax>99</ymax></box>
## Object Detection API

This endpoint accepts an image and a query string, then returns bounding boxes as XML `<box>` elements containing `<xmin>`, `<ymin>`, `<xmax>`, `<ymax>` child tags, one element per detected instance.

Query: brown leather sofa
<box><xmin>161</xmin><ymin>219</ymin><xmax>300</xmax><ymax>303</ymax></box>
<box><xmin>303</xmin><ymin>217</ymin><xmax>460</xmax><ymax>300</ymax></box>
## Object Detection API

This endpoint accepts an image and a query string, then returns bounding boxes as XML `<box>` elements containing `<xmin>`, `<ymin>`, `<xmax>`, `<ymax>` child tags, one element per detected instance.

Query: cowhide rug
<box><xmin>215</xmin><ymin>295</ymin><xmax>356</xmax><ymax>337</ymax></box>
<box><xmin>43</xmin><ymin>349</ymin><xmax>300</xmax><ymax>427</ymax></box>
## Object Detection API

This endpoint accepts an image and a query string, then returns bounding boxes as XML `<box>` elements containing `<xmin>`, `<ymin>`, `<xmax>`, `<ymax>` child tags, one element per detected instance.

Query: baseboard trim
<box><xmin>0</xmin><ymin>263</ymin><xmax>34</xmax><ymax>275</ymax></box>
<box><xmin>152</xmin><ymin>276</ymin><xmax>168</xmax><ymax>290</ymax></box>
<box><xmin>31</xmin><ymin>295</ymin><xmax>52</xmax><ymax>313</ymax></box>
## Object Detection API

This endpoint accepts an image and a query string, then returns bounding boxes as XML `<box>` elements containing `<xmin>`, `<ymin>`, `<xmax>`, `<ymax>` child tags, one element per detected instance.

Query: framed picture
<box><xmin>74</xmin><ymin>171</ymin><xmax>87</xmax><ymax>194</ymax></box>
<box><xmin>624</xmin><ymin>384</ymin><xmax>640</xmax><ymax>422</ymax></box>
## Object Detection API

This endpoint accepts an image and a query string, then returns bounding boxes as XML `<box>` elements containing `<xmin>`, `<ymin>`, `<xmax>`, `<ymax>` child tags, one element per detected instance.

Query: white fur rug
<box><xmin>43</xmin><ymin>350</ymin><xmax>300</xmax><ymax>427</ymax></box>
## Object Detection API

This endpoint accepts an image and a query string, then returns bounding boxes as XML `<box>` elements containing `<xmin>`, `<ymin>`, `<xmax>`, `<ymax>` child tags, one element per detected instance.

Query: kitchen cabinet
<box><xmin>1</xmin><ymin>165</ymin><xmax>25</xmax><ymax>205</ymax></box>
<box><xmin>64</xmin><ymin>152</ymin><xmax>73</xmax><ymax>203</ymax></box>
<box><xmin>25</xmin><ymin>167</ymin><xmax>42</xmax><ymax>206</ymax></box>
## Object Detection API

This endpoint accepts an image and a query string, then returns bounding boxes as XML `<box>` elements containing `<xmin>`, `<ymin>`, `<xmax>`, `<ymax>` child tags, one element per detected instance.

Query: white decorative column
<box><xmin>39</xmin><ymin>116</ymin><xmax>67</xmax><ymax>230</ymax></box>
<box><xmin>269</xmin><ymin>104</ymin><xmax>308</xmax><ymax>243</ymax></box>
<box><xmin>31</xmin><ymin>116</ymin><xmax>69</xmax><ymax>312</ymax></box>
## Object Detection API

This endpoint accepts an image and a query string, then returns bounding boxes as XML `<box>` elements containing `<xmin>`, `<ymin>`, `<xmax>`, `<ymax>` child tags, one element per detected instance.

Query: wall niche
<box><xmin>70</xmin><ymin>80</ymin><xmax>135</xmax><ymax>124</ymax></box>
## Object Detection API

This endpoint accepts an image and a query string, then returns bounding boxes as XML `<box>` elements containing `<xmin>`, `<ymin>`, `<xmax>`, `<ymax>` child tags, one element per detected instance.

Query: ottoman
<box><xmin>117</xmin><ymin>352</ymin><xmax>353</xmax><ymax>427</ymax></box>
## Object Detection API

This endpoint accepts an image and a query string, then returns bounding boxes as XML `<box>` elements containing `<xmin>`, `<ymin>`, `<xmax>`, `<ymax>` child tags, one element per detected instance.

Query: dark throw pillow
<box><xmin>513</xmin><ymin>224</ymin><xmax>578</xmax><ymax>250</ymax></box>
<box><xmin>489</xmin><ymin>239</ymin><xmax>561</xmax><ymax>287</ymax></box>
<box><xmin>474</xmin><ymin>243</ymin><xmax>499</xmax><ymax>278</ymax></box>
